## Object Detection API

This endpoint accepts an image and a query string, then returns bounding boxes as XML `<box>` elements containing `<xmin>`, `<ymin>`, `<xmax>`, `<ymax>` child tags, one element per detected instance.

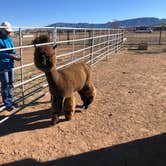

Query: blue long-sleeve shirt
<box><xmin>0</xmin><ymin>32</ymin><xmax>16</xmax><ymax>70</ymax></box>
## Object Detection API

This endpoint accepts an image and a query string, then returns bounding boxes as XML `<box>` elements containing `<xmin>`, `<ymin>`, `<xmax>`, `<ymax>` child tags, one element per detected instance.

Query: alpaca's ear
<box><xmin>53</xmin><ymin>44</ymin><xmax>57</xmax><ymax>49</ymax></box>
<box><xmin>32</xmin><ymin>39</ymin><xmax>38</xmax><ymax>48</ymax></box>
<box><xmin>33</xmin><ymin>42</ymin><xmax>37</xmax><ymax>48</ymax></box>
<box><xmin>32</xmin><ymin>39</ymin><xmax>37</xmax><ymax>44</ymax></box>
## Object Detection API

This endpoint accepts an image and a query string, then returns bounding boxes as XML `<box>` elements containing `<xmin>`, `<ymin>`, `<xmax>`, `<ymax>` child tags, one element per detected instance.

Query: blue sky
<box><xmin>0</xmin><ymin>0</ymin><xmax>165</xmax><ymax>26</ymax></box>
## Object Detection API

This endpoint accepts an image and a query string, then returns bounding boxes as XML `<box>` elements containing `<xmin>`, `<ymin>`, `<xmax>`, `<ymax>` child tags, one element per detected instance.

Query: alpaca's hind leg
<box><xmin>78</xmin><ymin>90</ymin><xmax>86</xmax><ymax>108</ymax></box>
<box><xmin>64</xmin><ymin>96</ymin><xmax>76</xmax><ymax>121</ymax></box>
<box><xmin>79</xmin><ymin>84</ymin><xmax>96</xmax><ymax>109</ymax></box>
<box><xmin>51</xmin><ymin>96</ymin><xmax>63</xmax><ymax>125</ymax></box>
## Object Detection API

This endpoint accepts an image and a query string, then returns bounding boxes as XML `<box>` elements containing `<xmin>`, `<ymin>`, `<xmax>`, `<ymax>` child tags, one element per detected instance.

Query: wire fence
<box><xmin>0</xmin><ymin>26</ymin><xmax>124</xmax><ymax>124</ymax></box>
<box><xmin>126</xmin><ymin>30</ymin><xmax>166</xmax><ymax>45</ymax></box>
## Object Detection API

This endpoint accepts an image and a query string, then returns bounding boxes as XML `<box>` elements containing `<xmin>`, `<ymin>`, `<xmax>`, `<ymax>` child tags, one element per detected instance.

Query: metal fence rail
<box><xmin>0</xmin><ymin>26</ymin><xmax>124</xmax><ymax>124</ymax></box>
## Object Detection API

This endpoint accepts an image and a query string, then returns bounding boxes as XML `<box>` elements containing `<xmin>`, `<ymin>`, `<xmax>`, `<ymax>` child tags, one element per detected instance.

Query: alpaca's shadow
<box><xmin>0</xmin><ymin>105</ymin><xmax>84</xmax><ymax>137</ymax></box>
<box><xmin>28</xmin><ymin>101</ymin><xmax>51</xmax><ymax>106</ymax></box>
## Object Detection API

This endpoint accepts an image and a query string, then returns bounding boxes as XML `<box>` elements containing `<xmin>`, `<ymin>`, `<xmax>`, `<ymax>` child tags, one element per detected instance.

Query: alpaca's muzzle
<box><xmin>41</xmin><ymin>54</ymin><xmax>47</xmax><ymax>65</ymax></box>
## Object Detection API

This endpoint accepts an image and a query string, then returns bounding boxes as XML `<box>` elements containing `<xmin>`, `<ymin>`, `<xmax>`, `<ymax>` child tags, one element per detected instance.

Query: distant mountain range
<box><xmin>48</xmin><ymin>17</ymin><xmax>166</xmax><ymax>28</ymax></box>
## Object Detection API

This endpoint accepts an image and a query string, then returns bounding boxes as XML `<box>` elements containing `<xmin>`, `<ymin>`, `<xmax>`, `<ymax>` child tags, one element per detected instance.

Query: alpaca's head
<box><xmin>33</xmin><ymin>35</ymin><xmax>57</xmax><ymax>72</ymax></box>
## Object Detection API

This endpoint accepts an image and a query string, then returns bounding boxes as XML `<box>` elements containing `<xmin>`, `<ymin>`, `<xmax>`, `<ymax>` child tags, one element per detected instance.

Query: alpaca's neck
<box><xmin>45</xmin><ymin>67</ymin><xmax>60</xmax><ymax>92</ymax></box>
<box><xmin>50</xmin><ymin>67</ymin><xmax>59</xmax><ymax>80</ymax></box>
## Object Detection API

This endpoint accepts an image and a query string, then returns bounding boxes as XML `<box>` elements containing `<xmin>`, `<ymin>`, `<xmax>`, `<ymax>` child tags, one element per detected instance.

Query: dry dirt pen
<box><xmin>0</xmin><ymin>27</ymin><xmax>166</xmax><ymax>166</ymax></box>
<box><xmin>0</xmin><ymin>44</ymin><xmax>165</xmax><ymax>165</ymax></box>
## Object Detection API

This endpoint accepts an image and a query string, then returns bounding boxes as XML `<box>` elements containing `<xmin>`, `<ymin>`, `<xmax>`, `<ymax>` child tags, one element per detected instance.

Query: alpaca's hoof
<box><xmin>65</xmin><ymin>112</ymin><xmax>73</xmax><ymax>121</ymax></box>
<box><xmin>83</xmin><ymin>105</ymin><xmax>88</xmax><ymax>110</ymax></box>
<box><xmin>51</xmin><ymin>115</ymin><xmax>59</xmax><ymax>125</ymax></box>
<box><xmin>85</xmin><ymin>106</ymin><xmax>88</xmax><ymax>109</ymax></box>
<box><xmin>51</xmin><ymin>120</ymin><xmax>57</xmax><ymax>125</ymax></box>
<box><xmin>65</xmin><ymin>115</ymin><xmax>72</xmax><ymax>121</ymax></box>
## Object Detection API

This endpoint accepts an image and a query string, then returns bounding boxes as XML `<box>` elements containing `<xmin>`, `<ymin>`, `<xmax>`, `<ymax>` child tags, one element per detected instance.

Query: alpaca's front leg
<box><xmin>85</xmin><ymin>83</ymin><xmax>96</xmax><ymax>109</ymax></box>
<box><xmin>51</xmin><ymin>95</ymin><xmax>63</xmax><ymax>125</ymax></box>
<box><xmin>78</xmin><ymin>83</ymin><xmax>96</xmax><ymax>109</ymax></box>
<box><xmin>64</xmin><ymin>96</ymin><xmax>76</xmax><ymax>121</ymax></box>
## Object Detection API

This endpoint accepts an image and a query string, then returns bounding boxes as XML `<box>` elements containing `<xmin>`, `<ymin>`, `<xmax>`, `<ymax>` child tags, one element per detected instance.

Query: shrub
<box><xmin>138</xmin><ymin>42</ymin><xmax>148</xmax><ymax>50</ymax></box>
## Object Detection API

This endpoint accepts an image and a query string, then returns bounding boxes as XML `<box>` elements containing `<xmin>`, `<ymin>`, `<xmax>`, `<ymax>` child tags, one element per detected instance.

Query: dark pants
<box><xmin>0</xmin><ymin>68</ymin><xmax>14</xmax><ymax>108</ymax></box>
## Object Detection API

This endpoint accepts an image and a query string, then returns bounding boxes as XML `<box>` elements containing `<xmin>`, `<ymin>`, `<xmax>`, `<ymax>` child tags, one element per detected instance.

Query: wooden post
<box><xmin>159</xmin><ymin>23</ymin><xmax>165</xmax><ymax>45</ymax></box>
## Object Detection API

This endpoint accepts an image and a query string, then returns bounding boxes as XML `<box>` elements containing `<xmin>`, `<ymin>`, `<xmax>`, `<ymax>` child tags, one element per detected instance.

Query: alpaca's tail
<box><xmin>83</xmin><ymin>63</ymin><xmax>92</xmax><ymax>85</ymax></box>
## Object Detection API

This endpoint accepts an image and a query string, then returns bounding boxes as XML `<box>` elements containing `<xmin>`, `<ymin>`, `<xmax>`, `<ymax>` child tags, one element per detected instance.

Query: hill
<box><xmin>48</xmin><ymin>17</ymin><xmax>166</xmax><ymax>28</ymax></box>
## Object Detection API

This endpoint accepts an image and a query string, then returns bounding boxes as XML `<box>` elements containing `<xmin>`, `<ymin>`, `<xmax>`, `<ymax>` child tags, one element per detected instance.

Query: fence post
<box><xmin>67</xmin><ymin>30</ymin><xmax>70</xmax><ymax>45</ymax></box>
<box><xmin>83</xmin><ymin>29</ymin><xmax>86</xmax><ymax>57</ymax></box>
<box><xmin>117</xmin><ymin>30</ymin><xmax>119</xmax><ymax>53</ymax></box>
<box><xmin>118</xmin><ymin>29</ymin><xmax>121</xmax><ymax>51</ymax></box>
<box><xmin>106</xmin><ymin>29</ymin><xmax>110</xmax><ymax>60</ymax></box>
<box><xmin>113</xmin><ymin>30</ymin><xmax>116</xmax><ymax>53</ymax></box>
<box><xmin>72</xmin><ymin>29</ymin><xmax>76</xmax><ymax>61</ymax></box>
<box><xmin>58</xmin><ymin>30</ymin><xmax>61</xmax><ymax>41</ymax></box>
<box><xmin>89</xmin><ymin>30</ymin><xmax>94</xmax><ymax>65</ymax></box>
<box><xmin>115</xmin><ymin>30</ymin><xmax>118</xmax><ymax>53</ymax></box>
<box><xmin>52</xmin><ymin>27</ymin><xmax>57</xmax><ymax>46</ymax></box>
<box><xmin>19</xmin><ymin>28</ymin><xmax>25</xmax><ymax>105</ymax></box>
<box><xmin>121</xmin><ymin>29</ymin><xmax>125</xmax><ymax>49</ymax></box>
<box><xmin>99</xmin><ymin>30</ymin><xmax>102</xmax><ymax>49</ymax></box>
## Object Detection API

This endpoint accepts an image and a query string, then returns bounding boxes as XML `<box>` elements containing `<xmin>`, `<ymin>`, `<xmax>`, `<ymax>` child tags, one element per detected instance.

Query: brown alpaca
<box><xmin>33</xmin><ymin>35</ymin><xmax>96</xmax><ymax>125</ymax></box>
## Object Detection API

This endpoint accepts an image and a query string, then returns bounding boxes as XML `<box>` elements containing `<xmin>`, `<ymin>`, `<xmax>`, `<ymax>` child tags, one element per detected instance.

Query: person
<box><xmin>0</xmin><ymin>21</ymin><xmax>20</xmax><ymax>111</ymax></box>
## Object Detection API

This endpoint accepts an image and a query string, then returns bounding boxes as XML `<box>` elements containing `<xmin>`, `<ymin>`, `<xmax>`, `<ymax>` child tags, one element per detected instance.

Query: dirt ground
<box><xmin>0</xmin><ymin>49</ymin><xmax>166</xmax><ymax>166</ymax></box>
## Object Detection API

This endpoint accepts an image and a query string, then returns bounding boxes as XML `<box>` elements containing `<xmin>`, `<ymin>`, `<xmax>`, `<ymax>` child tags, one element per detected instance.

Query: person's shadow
<box><xmin>0</xmin><ymin>104</ymin><xmax>83</xmax><ymax>137</ymax></box>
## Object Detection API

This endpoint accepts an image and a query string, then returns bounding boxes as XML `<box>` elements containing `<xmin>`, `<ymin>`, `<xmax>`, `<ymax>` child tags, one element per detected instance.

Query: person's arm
<box><xmin>8</xmin><ymin>37</ymin><xmax>20</xmax><ymax>61</ymax></box>
<box><xmin>8</xmin><ymin>37</ymin><xmax>16</xmax><ymax>54</ymax></box>
<box><xmin>0</xmin><ymin>40</ymin><xmax>11</xmax><ymax>58</ymax></box>
<box><xmin>10</xmin><ymin>54</ymin><xmax>20</xmax><ymax>61</ymax></box>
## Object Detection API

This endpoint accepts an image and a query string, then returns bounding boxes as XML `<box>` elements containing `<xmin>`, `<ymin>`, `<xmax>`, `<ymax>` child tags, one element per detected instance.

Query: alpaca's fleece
<box><xmin>33</xmin><ymin>35</ymin><xmax>96</xmax><ymax>125</ymax></box>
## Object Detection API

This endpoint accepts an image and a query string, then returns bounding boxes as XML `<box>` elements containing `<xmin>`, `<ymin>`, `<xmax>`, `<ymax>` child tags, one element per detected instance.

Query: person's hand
<box><xmin>10</xmin><ymin>54</ymin><xmax>21</xmax><ymax>61</ymax></box>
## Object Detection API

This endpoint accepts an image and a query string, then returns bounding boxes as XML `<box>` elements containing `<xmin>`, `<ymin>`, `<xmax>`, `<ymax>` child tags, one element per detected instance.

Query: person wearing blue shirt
<box><xmin>0</xmin><ymin>22</ymin><xmax>20</xmax><ymax>111</ymax></box>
